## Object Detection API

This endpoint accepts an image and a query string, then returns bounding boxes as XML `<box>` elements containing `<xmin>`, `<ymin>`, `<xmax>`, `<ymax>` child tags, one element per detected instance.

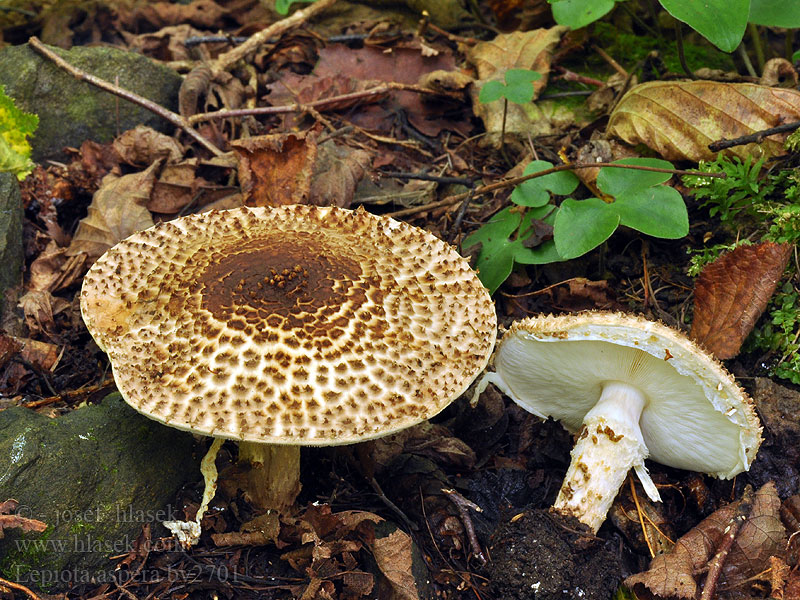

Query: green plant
<box><xmin>548</xmin><ymin>0</ymin><xmax>800</xmax><ymax>52</ymax></box>
<box><xmin>682</xmin><ymin>156</ymin><xmax>773</xmax><ymax>224</ymax></box>
<box><xmin>463</xmin><ymin>158</ymin><xmax>689</xmax><ymax>293</ymax></box>
<box><xmin>686</xmin><ymin>240</ymin><xmax>753</xmax><ymax>277</ymax></box>
<box><xmin>746</xmin><ymin>282</ymin><xmax>800</xmax><ymax>384</ymax></box>
<box><xmin>478</xmin><ymin>69</ymin><xmax>542</xmax><ymax>158</ymax></box>
<box><xmin>0</xmin><ymin>85</ymin><xmax>37</xmax><ymax>181</ymax></box>
<box><xmin>275</xmin><ymin>0</ymin><xmax>315</xmax><ymax>15</ymax></box>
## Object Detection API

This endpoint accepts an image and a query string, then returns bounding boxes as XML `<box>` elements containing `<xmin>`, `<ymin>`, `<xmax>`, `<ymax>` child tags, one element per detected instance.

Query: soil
<box><xmin>489</xmin><ymin>509</ymin><xmax>622</xmax><ymax>600</ymax></box>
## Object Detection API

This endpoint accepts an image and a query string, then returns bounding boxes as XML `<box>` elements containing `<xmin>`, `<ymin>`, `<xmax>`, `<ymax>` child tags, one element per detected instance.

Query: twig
<box><xmin>448</xmin><ymin>189</ymin><xmax>476</xmax><ymax>243</ymax></box>
<box><xmin>675</xmin><ymin>22</ymin><xmax>696</xmax><ymax>79</ymax></box>
<box><xmin>21</xmin><ymin>378</ymin><xmax>116</xmax><ymax>409</ymax></box>
<box><xmin>708</xmin><ymin>120</ymin><xmax>800</xmax><ymax>152</ymax></box>
<box><xmin>387</xmin><ymin>162</ymin><xmax>726</xmax><ymax>218</ymax></box>
<box><xmin>27</xmin><ymin>37</ymin><xmax>224</xmax><ymax>157</ymax></box>
<box><xmin>188</xmin><ymin>82</ymin><xmax>445</xmax><ymax>124</ymax></box>
<box><xmin>592</xmin><ymin>44</ymin><xmax>628</xmax><ymax>77</ymax></box>
<box><xmin>382</xmin><ymin>172</ymin><xmax>473</xmax><ymax>185</ymax></box>
<box><xmin>211</xmin><ymin>0</ymin><xmax>339</xmax><ymax>73</ymax></box>
<box><xmin>0</xmin><ymin>575</ymin><xmax>43</xmax><ymax>600</ymax></box>
<box><xmin>700</xmin><ymin>485</ymin><xmax>755</xmax><ymax>600</ymax></box>
<box><xmin>442</xmin><ymin>488</ymin><xmax>486</xmax><ymax>565</ymax></box>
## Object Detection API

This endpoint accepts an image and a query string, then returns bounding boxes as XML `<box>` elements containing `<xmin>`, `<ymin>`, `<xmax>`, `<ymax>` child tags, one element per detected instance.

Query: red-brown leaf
<box><xmin>691</xmin><ymin>242</ymin><xmax>792</xmax><ymax>359</ymax></box>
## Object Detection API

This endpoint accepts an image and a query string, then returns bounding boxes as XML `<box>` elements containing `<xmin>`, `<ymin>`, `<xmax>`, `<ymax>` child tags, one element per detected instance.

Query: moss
<box><xmin>591</xmin><ymin>21</ymin><xmax>736</xmax><ymax>74</ymax></box>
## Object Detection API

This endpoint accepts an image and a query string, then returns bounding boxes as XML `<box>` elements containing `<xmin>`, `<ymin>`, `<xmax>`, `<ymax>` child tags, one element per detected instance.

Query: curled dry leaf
<box><xmin>67</xmin><ymin>162</ymin><xmax>159</xmax><ymax>260</ymax></box>
<box><xmin>308</xmin><ymin>141</ymin><xmax>371</xmax><ymax>208</ymax></box>
<box><xmin>28</xmin><ymin>240</ymin><xmax>87</xmax><ymax>293</ymax></box>
<box><xmin>690</xmin><ymin>242</ymin><xmax>792</xmax><ymax>359</ymax></box>
<box><xmin>607</xmin><ymin>81</ymin><xmax>800</xmax><ymax>161</ymax></box>
<box><xmin>112</xmin><ymin>125</ymin><xmax>183</xmax><ymax>166</ymax></box>
<box><xmin>0</xmin><ymin>499</ymin><xmax>47</xmax><ymax>539</ymax></box>
<box><xmin>625</xmin><ymin>482</ymin><xmax>786</xmax><ymax>599</ymax></box>
<box><xmin>231</xmin><ymin>132</ymin><xmax>316</xmax><ymax>207</ymax></box>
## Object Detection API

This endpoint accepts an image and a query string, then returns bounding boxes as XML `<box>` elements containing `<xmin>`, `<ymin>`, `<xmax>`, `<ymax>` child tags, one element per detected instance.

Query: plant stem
<box><xmin>675</xmin><ymin>22</ymin><xmax>696</xmax><ymax>79</ymax></box>
<box><xmin>748</xmin><ymin>23</ymin><xmax>766</xmax><ymax>74</ymax></box>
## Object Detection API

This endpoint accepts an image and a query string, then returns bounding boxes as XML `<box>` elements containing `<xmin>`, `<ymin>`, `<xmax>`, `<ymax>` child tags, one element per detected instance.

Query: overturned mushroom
<box><xmin>474</xmin><ymin>312</ymin><xmax>762</xmax><ymax>533</ymax></box>
<box><xmin>81</xmin><ymin>205</ymin><xmax>497</xmax><ymax>543</ymax></box>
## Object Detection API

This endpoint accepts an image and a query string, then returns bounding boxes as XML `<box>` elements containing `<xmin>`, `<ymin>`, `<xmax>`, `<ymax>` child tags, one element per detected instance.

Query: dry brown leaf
<box><xmin>117</xmin><ymin>0</ymin><xmax>228</xmax><ymax>29</ymax></box>
<box><xmin>625</xmin><ymin>482</ymin><xmax>785</xmax><ymax>599</ymax></box>
<box><xmin>371</xmin><ymin>528</ymin><xmax>419</xmax><ymax>600</ymax></box>
<box><xmin>467</xmin><ymin>28</ymin><xmax>568</xmax><ymax>143</ymax></box>
<box><xmin>122</xmin><ymin>24</ymin><xmax>209</xmax><ymax>62</ymax></box>
<box><xmin>17</xmin><ymin>290</ymin><xmax>70</xmax><ymax>336</ymax></box>
<box><xmin>268</xmin><ymin>44</ymin><xmax>464</xmax><ymax>137</ymax></box>
<box><xmin>365</xmin><ymin>421</ymin><xmax>477</xmax><ymax>473</ymax></box>
<box><xmin>691</xmin><ymin>242</ymin><xmax>792</xmax><ymax>359</ymax></box>
<box><xmin>67</xmin><ymin>162</ymin><xmax>159</xmax><ymax>260</ymax></box>
<box><xmin>0</xmin><ymin>499</ymin><xmax>47</xmax><ymax>540</ymax></box>
<box><xmin>607</xmin><ymin>81</ymin><xmax>800</xmax><ymax>161</ymax></box>
<box><xmin>308</xmin><ymin>141</ymin><xmax>371</xmax><ymax>208</ymax></box>
<box><xmin>28</xmin><ymin>240</ymin><xmax>87</xmax><ymax>293</ymax></box>
<box><xmin>113</xmin><ymin>125</ymin><xmax>183</xmax><ymax>166</ymax></box>
<box><xmin>232</xmin><ymin>133</ymin><xmax>316</xmax><ymax>207</ymax></box>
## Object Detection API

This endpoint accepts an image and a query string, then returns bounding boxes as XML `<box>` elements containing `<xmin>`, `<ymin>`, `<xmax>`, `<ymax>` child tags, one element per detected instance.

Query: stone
<box><xmin>0</xmin><ymin>393</ymin><xmax>198</xmax><ymax>591</ymax></box>
<box><xmin>0</xmin><ymin>173</ymin><xmax>23</xmax><ymax>318</ymax></box>
<box><xmin>0</xmin><ymin>43</ymin><xmax>182</xmax><ymax>162</ymax></box>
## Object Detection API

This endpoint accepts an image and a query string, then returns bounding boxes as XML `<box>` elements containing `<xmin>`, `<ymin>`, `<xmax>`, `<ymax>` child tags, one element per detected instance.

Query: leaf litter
<box><xmin>2</xmin><ymin>1</ymin><xmax>800</xmax><ymax>600</ymax></box>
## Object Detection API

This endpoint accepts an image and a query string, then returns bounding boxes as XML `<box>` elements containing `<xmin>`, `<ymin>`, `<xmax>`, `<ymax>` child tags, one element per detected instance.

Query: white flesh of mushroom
<box><xmin>553</xmin><ymin>381</ymin><xmax>660</xmax><ymax>533</ymax></box>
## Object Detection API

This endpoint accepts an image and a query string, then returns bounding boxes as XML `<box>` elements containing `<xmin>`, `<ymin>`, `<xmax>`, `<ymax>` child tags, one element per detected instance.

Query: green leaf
<box><xmin>479</xmin><ymin>80</ymin><xmax>506</xmax><ymax>104</ymax></box>
<box><xmin>614</xmin><ymin>186</ymin><xmax>689</xmax><ymax>238</ymax></box>
<box><xmin>0</xmin><ymin>85</ymin><xmax>38</xmax><ymax>181</ymax></box>
<box><xmin>549</xmin><ymin>0</ymin><xmax>617</xmax><ymax>29</ymax></box>
<box><xmin>596</xmin><ymin>158</ymin><xmax>674</xmax><ymax>197</ymax></box>
<box><xmin>275</xmin><ymin>0</ymin><xmax>315</xmax><ymax>14</ymax></box>
<box><xmin>511</xmin><ymin>160</ymin><xmax>579</xmax><ymax>207</ymax></box>
<box><xmin>503</xmin><ymin>68</ymin><xmax>541</xmax><ymax>104</ymax></box>
<box><xmin>515</xmin><ymin>239</ymin><xmax>564</xmax><ymax>264</ymax></box>
<box><xmin>463</xmin><ymin>207</ymin><xmax>524</xmax><ymax>294</ymax></box>
<box><xmin>749</xmin><ymin>0</ymin><xmax>800</xmax><ymax>27</ymax></box>
<box><xmin>659</xmin><ymin>0</ymin><xmax>749</xmax><ymax>53</ymax></box>
<box><xmin>554</xmin><ymin>198</ymin><xmax>619</xmax><ymax>259</ymax></box>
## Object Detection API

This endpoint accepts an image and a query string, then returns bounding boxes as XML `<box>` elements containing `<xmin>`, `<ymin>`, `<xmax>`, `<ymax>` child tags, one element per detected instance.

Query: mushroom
<box><xmin>474</xmin><ymin>312</ymin><xmax>762</xmax><ymax>533</ymax></box>
<box><xmin>81</xmin><ymin>205</ymin><xmax>497</xmax><ymax>543</ymax></box>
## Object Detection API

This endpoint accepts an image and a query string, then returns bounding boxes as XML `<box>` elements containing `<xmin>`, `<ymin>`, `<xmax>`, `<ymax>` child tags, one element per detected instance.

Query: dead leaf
<box><xmin>232</xmin><ymin>133</ymin><xmax>316</xmax><ymax>207</ymax></box>
<box><xmin>117</xmin><ymin>0</ymin><xmax>228</xmax><ymax>30</ymax></box>
<box><xmin>67</xmin><ymin>162</ymin><xmax>160</xmax><ymax>260</ymax></box>
<box><xmin>28</xmin><ymin>241</ymin><xmax>87</xmax><ymax>293</ymax></box>
<box><xmin>0</xmin><ymin>499</ymin><xmax>48</xmax><ymax>540</ymax></box>
<box><xmin>760</xmin><ymin>58</ymin><xmax>798</xmax><ymax>88</ymax></box>
<box><xmin>690</xmin><ymin>242</ymin><xmax>792</xmax><ymax>359</ymax></box>
<box><xmin>113</xmin><ymin>125</ymin><xmax>184</xmax><ymax>166</ymax></box>
<box><xmin>17</xmin><ymin>290</ymin><xmax>70</xmax><ymax>337</ymax></box>
<box><xmin>308</xmin><ymin>141</ymin><xmax>371</xmax><ymax>208</ymax></box>
<box><xmin>371</xmin><ymin>528</ymin><xmax>419</xmax><ymax>600</ymax></box>
<box><xmin>467</xmin><ymin>28</ymin><xmax>568</xmax><ymax>144</ymax></box>
<box><xmin>269</xmin><ymin>44</ymin><xmax>465</xmax><ymax>137</ymax></box>
<box><xmin>122</xmin><ymin>24</ymin><xmax>209</xmax><ymax>62</ymax></box>
<box><xmin>608</xmin><ymin>81</ymin><xmax>800</xmax><ymax>161</ymax></box>
<box><xmin>625</xmin><ymin>482</ymin><xmax>786</xmax><ymax>599</ymax></box>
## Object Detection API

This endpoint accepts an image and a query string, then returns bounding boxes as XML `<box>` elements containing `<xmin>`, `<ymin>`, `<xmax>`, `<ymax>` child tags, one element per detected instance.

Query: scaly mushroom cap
<box><xmin>489</xmin><ymin>312</ymin><xmax>762</xmax><ymax>479</ymax></box>
<box><xmin>81</xmin><ymin>205</ymin><xmax>497</xmax><ymax>445</ymax></box>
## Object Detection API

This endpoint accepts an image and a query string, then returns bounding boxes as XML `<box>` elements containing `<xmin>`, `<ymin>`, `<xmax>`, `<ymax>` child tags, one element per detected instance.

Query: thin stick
<box><xmin>188</xmin><ymin>82</ymin><xmax>445</xmax><ymax>124</ymax></box>
<box><xmin>708</xmin><ymin>120</ymin><xmax>800</xmax><ymax>152</ymax></box>
<box><xmin>442</xmin><ymin>488</ymin><xmax>486</xmax><ymax>565</ymax></box>
<box><xmin>629</xmin><ymin>476</ymin><xmax>656</xmax><ymax>559</ymax></box>
<box><xmin>700</xmin><ymin>485</ymin><xmax>754</xmax><ymax>600</ymax></box>
<box><xmin>387</xmin><ymin>162</ymin><xmax>726</xmax><ymax>218</ymax></box>
<box><xmin>212</xmin><ymin>0</ymin><xmax>339</xmax><ymax>72</ymax></box>
<box><xmin>0</xmin><ymin>576</ymin><xmax>43</xmax><ymax>600</ymax></box>
<box><xmin>27</xmin><ymin>37</ymin><xmax>224</xmax><ymax>157</ymax></box>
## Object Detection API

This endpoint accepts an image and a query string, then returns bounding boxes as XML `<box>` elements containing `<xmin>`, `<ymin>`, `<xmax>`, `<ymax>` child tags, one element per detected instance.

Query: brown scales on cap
<box><xmin>81</xmin><ymin>205</ymin><xmax>497</xmax><ymax>446</ymax></box>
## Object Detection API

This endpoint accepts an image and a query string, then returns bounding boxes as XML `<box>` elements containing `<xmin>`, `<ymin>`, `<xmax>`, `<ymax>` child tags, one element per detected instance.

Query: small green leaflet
<box><xmin>275</xmin><ymin>0</ymin><xmax>315</xmax><ymax>15</ymax></box>
<box><xmin>478</xmin><ymin>69</ymin><xmax>542</xmax><ymax>105</ymax></box>
<box><xmin>0</xmin><ymin>85</ymin><xmax>38</xmax><ymax>181</ymax></box>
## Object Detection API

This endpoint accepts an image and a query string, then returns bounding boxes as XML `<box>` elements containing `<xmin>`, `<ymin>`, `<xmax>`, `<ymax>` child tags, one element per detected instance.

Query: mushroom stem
<box><xmin>553</xmin><ymin>381</ymin><xmax>660</xmax><ymax>533</ymax></box>
<box><xmin>238</xmin><ymin>442</ymin><xmax>301</xmax><ymax>512</ymax></box>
